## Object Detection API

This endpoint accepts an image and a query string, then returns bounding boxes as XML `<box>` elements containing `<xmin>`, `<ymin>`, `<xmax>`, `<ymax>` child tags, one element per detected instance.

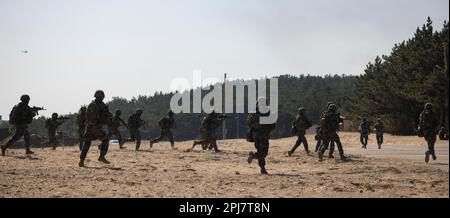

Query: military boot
<box><xmin>78</xmin><ymin>159</ymin><xmax>85</xmax><ymax>167</ymax></box>
<box><xmin>340</xmin><ymin>155</ymin><xmax>347</xmax><ymax>161</ymax></box>
<box><xmin>149</xmin><ymin>141</ymin><xmax>154</xmax><ymax>148</ymax></box>
<box><xmin>247</xmin><ymin>152</ymin><xmax>254</xmax><ymax>164</ymax></box>
<box><xmin>98</xmin><ymin>156</ymin><xmax>110</xmax><ymax>164</ymax></box>
<box><xmin>1</xmin><ymin>147</ymin><xmax>6</xmax><ymax>156</ymax></box>
<box><xmin>425</xmin><ymin>151</ymin><xmax>430</xmax><ymax>163</ymax></box>
<box><xmin>260</xmin><ymin>168</ymin><xmax>268</xmax><ymax>175</ymax></box>
<box><xmin>432</xmin><ymin>152</ymin><xmax>437</xmax><ymax>161</ymax></box>
<box><xmin>328</xmin><ymin>154</ymin><xmax>334</xmax><ymax>159</ymax></box>
<box><xmin>287</xmin><ymin>150</ymin><xmax>294</xmax><ymax>156</ymax></box>
<box><xmin>26</xmin><ymin>149</ymin><xmax>34</xmax><ymax>155</ymax></box>
<box><xmin>318</xmin><ymin>152</ymin><xmax>324</xmax><ymax>161</ymax></box>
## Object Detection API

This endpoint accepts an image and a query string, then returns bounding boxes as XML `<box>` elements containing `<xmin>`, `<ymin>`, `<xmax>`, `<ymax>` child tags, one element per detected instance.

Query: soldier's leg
<box><xmin>23</xmin><ymin>128</ymin><xmax>34</xmax><ymax>154</ymax></box>
<box><xmin>360</xmin><ymin>134</ymin><xmax>365</xmax><ymax>148</ymax></box>
<box><xmin>51</xmin><ymin>133</ymin><xmax>58</xmax><ymax>150</ymax></box>
<box><xmin>257</xmin><ymin>139</ymin><xmax>270</xmax><ymax>175</ymax></box>
<box><xmin>78</xmin><ymin>128</ymin><xmax>84</xmax><ymax>150</ymax></box>
<box><xmin>136</xmin><ymin>131</ymin><xmax>141</xmax><ymax>150</ymax></box>
<box><xmin>247</xmin><ymin>141</ymin><xmax>259</xmax><ymax>164</ymax></box>
<box><xmin>302</xmin><ymin>134</ymin><xmax>309</xmax><ymax>153</ymax></box>
<box><xmin>98</xmin><ymin>140</ymin><xmax>110</xmax><ymax>164</ymax></box>
<box><xmin>150</xmin><ymin>130</ymin><xmax>165</xmax><ymax>146</ymax></box>
<box><xmin>426</xmin><ymin>134</ymin><xmax>437</xmax><ymax>160</ymax></box>
<box><xmin>2</xmin><ymin>126</ymin><xmax>26</xmax><ymax>156</ymax></box>
<box><xmin>211</xmin><ymin>135</ymin><xmax>220</xmax><ymax>152</ymax></box>
<box><xmin>168</xmin><ymin>131</ymin><xmax>175</xmax><ymax>148</ymax></box>
<box><xmin>288</xmin><ymin>136</ymin><xmax>302</xmax><ymax>156</ymax></box>
<box><xmin>329</xmin><ymin>140</ymin><xmax>335</xmax><ymax>158</ymax></box>
<box><xmin>318</xmin><ymin>137</ymin><xmax>330</xmax><ymax>161</ymax></box>
<box><xmin>117</xmin><ymin>131</ymin><xmax>125</xmax><ymax>148</ymax></box>
<box><xmin>333</xmin><ymin>133</ymin><xmax>346</xmax><ymax>160</ymax></box>
<box><xmin>315</xmin><ymin>139</ymin><xmax>321</xmax><ymax>152</ymax></box>
<box><xmin>79</xmin><ymin>140</ymin><xmax>92</xmax><ymax>167</ymax></box>
<box><xmin>364</xmin><ymin>135</ymin><xmax>368</xmax><ymax>147</ymax></box>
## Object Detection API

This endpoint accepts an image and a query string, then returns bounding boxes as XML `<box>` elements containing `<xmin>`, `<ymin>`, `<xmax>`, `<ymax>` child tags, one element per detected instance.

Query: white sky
<box><xmin>0</xmin><ymin>0</ymin><xmax>448</xmax><ymax>118</ymax></box>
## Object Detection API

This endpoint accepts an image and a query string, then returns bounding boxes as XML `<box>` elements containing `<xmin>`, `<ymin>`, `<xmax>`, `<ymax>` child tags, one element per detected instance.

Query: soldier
<box><xmin>108</xmin><ymin>109</ymin><xmax>128</xmax><ymax>149</ymax></box>
<box><xmin>76</xmin><ymin>106</ymin><xmax>87</xmax><ymax>151</ymax></box>
<box><xmin>317</xmin><ymin>104</ymin><xmax>346</xmax><ymax>161</ymax></box>
<box><xmin>150</xmin><ymin>110</ymin><xmax>176</xmax><ymax>149</ymax></box>
<box><xmin>127</xmin><ymin>108</ymin><xmax>145</xmax><ymax>151</ymax></box>
<box><xmin>359</xmin><ymin>118</ymin><xmax>371</xmax><ymax>149</ymax></box>
<box><xmin>418</xmin><ymin>103</ymin><xmax>439</xmax><ymax>163</ymax></box>
<box><xmin>288</xmin><ymin>107</ymin><xmax>312</xmax><ymax>156</ymax></box>
<box><xmin>1</xmin><ymin>95</ymin><xmax>40</xmax><ymax>156</ymax></box>
<box><xmin>44</xmin><ymin>113</ymin><xmax>66</xmax><ymax>150</ymax></box>
<box><xmin>373</xmin><ymin>118</ymin><xmax>384</xmax><ymax>149</ymax></box>
<box><xmin>315</xmin><ymin>102</ymin><xmax>336</xmax><ymax>159</ymax></box>
<box><xmin>246</xmin><ymin>99</ymin><xmax>276</xmax><ymax>175</ymax></box>
<box><xmin>79</xmin><ymin>90</ymin><xmax>111</xmax><ymax>167</ymax></box>
<box><xmin>191</xmin><ymin>110</ymin><xmax>223</xmax><ymax>152</ymax></box>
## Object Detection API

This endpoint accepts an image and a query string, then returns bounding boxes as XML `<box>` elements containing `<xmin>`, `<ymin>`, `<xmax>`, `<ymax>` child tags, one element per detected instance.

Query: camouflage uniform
<box><xmin>45</xmin><ymin>113</ymin><xmax>64</xmax><ymax>150</ymax></box>
<box><xmin>79</xmin><ymin>90</ymin><xmax>111</xmax><ymax>167</ymax></box>
<box><xmin>76</xmin><ymin>107</ymin><xmax>87</xmax><ymax>151</ymax></box>
<box><xmin>108</xmin><ymin>110</ymin><xmax>127</xmax><ymax>149</ymax></box>
<box><xmin>315</xmin><ymin>107</ymin><xmax>336</xmax><ymax>158</ymax></box>
<box><xmin>150</xmin><ymin>110</ymin><xmax>176</xmax><ymax>149</ymax></box>
<box><xmin>246</xmin><ymin>110</ymin><xmax>276</xmax><ymax>175</ymax></box>
<box><xmin>359</xmin><ymin>119</ymin><xmax>370</xmax><ymax>149</ymax></box>
<box><xmin>1</xmin><ymin>95</ymin><xmax>37</xmax><ymax>156</ymax></box>
<box><xmin>192</xmin><ymin>112</ymin><xmax>222</xmax><ymax>152</ymax></box>
<box><xmin>127</xmin><ymin>109</ymin><xmax>144</xmax><ymax>150</ymax></box>
<box><xmin>419</xmin><ymin>103</ymin><xmax>438</xmax><ymax>163</ymax></box>
<box><xmin>318</xmin><ymin>104</ymin><xmax>346</xmax><ymax>161</ymax></box>
<box><xmin>288</xmin><ymin>107</ymin><xmax>312</xmax><ymax>156</ymax></box>
<box><xmin>373</xmin><ymin>119</ymin><xmax>384</xmax><ymax>149</ymax></box>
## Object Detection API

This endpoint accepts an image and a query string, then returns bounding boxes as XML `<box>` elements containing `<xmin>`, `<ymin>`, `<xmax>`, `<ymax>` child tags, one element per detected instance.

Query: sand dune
<box><xmin>0</xmin><ymin>132</ymin><xmax>448</xmax><ymax>198</ymax></box>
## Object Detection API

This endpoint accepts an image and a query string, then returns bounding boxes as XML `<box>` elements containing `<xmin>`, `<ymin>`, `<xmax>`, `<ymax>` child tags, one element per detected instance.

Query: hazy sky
<box><xmin>0</xmin><ymin>0</ymin><xmax>448</xmax><ymax>118</ymax></box>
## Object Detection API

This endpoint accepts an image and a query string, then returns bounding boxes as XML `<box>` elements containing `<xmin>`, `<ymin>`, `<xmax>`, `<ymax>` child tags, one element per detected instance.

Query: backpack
<box><xmin>159</xmin><ymin>117</ymin><xmax>169</xmax><ymax>128</ymax></box>
<box><xmin>9</xmin><ymin>105</ymin><xmax>18</xmax><ymax>125</ymax></box>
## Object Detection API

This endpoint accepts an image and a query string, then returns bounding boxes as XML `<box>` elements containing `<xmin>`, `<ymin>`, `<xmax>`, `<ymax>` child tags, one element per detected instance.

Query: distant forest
<box><xmin>17</xmin><ymin>74</ymin><xmax>357</xmax><ymax>141</ymax></box>
<box><xmin>1</xmin><ymin>18</ymin><xmax>447</xmax><ymax>141</ymax></box>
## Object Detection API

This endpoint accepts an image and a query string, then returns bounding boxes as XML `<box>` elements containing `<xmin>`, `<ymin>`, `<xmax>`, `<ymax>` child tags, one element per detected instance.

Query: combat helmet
<box><xmin>94</xmin><ymin>90</ymin><xmax>105</xmax><ymax>99</ymax></box>
<box><xmin>20</xmin><ymin>94</ymin><xmax>30</xmax><ymax>103</ymax></box>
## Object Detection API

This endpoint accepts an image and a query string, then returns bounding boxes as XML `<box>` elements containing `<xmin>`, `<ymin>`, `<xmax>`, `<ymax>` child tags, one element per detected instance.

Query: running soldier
<box><xmin>373</xmin><ymin>118</ymin><xmax>384</xmax><ymax>149</ymax></box>
<box><xmin>359</xmin><ymin>118</ymin><xmax>371</xmax><ymax>149</ymax></box>
<box><xmin>418</xmin><ymin>103</ymin><xmax>439</xmax><ymax>163</ymax></box>
<box><xmin>150</xmin><ymin>110</ymin><xmax>176</xmax><ymax>149</ymax></box>
<box><xmin>108</xmin><ymin>109</ymin><xmax>128</xmax><ymax>149</ymax></box>
<box><xmin>246</xmin><ymin>99</ymin><xmax>276</xmax><ymax>175</ymax></box>
<box><xmin>288</xmin><ymin>107</ymin><xmax>312</xmax><ymax>156</ymax></box>
<box><xmin>1</xmin><ymin>95</ymin><xmax>43</xmax><ymax>156</ymax></box>
<box><xmin>79</xmin><ymin>90</ymin><xmax>111</xmax><ymax>167</ymax></box>
<box><xmin>317</xmin><ymin>104</ymin><xmax>347</xmax><ymax>161</ymax></box>
<box><xmin>127</xmin><ymin>109</ymin><xmax>145</xmax><ymax>151</ymax></box>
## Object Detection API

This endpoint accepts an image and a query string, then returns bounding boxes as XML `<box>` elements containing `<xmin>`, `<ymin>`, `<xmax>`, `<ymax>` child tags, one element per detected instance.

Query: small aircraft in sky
<box><xmin>21</xmin><ymin>50</ymin><xmax>29</xmax><ymax>54</ymax></box>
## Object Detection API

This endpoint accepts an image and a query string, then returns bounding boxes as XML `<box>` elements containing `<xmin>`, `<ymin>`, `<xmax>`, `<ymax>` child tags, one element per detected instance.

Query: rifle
<box><xmin>216</xmin><ymin>114</ymin><xmax>231</xmax><ymax>120</ymax></box>
<box><xmin>57</xmin><ymin>116</ymin><xmax>71</xmax><ymax>120</ymax></box>
<box><xmin>31</xmin><ymin>106</ymin><xmax>46</xmax><ymax>115</ymax></box>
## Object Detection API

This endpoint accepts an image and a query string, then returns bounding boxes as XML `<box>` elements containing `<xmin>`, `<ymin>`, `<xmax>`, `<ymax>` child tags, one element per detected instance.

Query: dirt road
<box><xmin>0</xmin><ymin>132</ymin><xmax>448</xmax><ymax>198</ymax></box>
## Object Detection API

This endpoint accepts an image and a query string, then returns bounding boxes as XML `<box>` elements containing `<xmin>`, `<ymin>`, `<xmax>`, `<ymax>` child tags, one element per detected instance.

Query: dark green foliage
<box><xmin>348</xmin><ymin>18</ymin><xmax>449</xmax><ymax>135</ymax></box>
<box><xmin>21</xmin><ymin>75</ymin><xmax>357</xmax><ymax>141</ymax></box>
